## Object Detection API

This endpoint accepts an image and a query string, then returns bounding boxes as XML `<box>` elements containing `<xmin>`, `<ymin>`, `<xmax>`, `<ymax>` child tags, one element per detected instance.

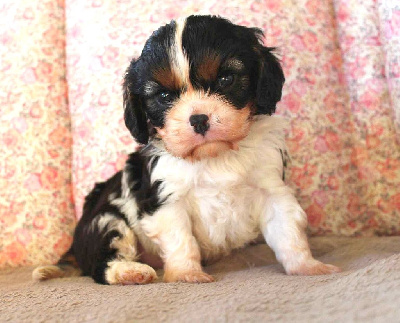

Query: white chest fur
<box><xmin>186</xmin><ymin>170</ymin><xmax>263</xmax><ymax>260</ymax></box>
<box><xmin>145</xmin><ymin>116</ymin><xmax>288</xmax><ymax>260</ymax></box>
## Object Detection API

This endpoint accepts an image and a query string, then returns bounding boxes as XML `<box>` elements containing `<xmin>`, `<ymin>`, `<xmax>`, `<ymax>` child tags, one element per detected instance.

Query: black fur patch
<box><xmin>71</xmin><ymin>147</ymin><xmax>168</xmax><ymax>283</ymax></box>
<box><xmin>72</xmin><ymin>172</ymin><xmax>128</xmax><ymax>284</ymax></box>
<box><xmin>280</xmin><ymin>149</ymin><xmax>289</xmax><ymax>181</ymax></box>
<box><xmin>125</xmin><ymin>149</ymin><xmax>167</xmax><ymax>218</ymax></box>
<box><xmin>182</xmin><ymin>16</ymin><xmax>260</xmax><ymax>109</ymax></box>
<box><xmin>123</xmin><ymin>20</ymin><xmax>177</xmax><ymax>137</ymax></box>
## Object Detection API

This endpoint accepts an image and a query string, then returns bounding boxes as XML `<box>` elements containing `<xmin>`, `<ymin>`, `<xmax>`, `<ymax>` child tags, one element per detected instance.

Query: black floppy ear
<box><xmin>255</xmin><ymin>47</ymin><xmax>285</xmax><ymax>115</ymax></box>
<box><xmin>123</xmin><ymin>60</ymin><xmax>149</xmax><ymax>145</ymax></box>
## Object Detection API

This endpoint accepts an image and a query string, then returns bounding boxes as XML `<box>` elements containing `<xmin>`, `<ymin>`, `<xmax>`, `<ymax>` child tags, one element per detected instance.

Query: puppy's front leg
<box><xmin>260</xmin><ymin>184</ymin><xmax>341</xmax><ymax>275</ymax></box>
<box><xmin>140</xmin><ymin>202</ymin><xmax>214</xmax><ymax>283</ymax></box>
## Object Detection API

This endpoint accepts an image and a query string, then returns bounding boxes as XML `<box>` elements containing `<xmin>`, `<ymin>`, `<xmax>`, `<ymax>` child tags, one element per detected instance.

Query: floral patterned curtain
<box><xmin>1</xmin><ymin>0</ymin><xmax>399</xmax><ymax>268</ymax></box>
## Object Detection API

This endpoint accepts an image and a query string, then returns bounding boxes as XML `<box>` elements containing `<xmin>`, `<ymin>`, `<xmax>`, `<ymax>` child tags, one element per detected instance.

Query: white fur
<box><xmin>134</xmin><ymin>115</ymin><xmax>318</xmax><ymax>274</ymax></box>
<box><xmin>170</xmin><ymin>18</ymin><xmax>190</xmax><ymax>86</ymax></box>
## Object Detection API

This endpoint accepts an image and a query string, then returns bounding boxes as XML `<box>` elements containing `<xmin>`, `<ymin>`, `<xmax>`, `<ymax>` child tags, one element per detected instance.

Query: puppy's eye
<box><xmin>157</xmin><ymin>91</ymin><xmax>173</xmax><ymax>104</ymax></box>
<box><xmin>217</xmin><ymin>74</ymin><xmax>234</xmax><ymax>88</ymax></box>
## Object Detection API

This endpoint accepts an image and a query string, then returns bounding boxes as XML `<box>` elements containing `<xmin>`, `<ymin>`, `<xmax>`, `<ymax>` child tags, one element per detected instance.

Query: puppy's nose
<box><xmin>189</xmin><ymin>114</ymin><xmax>210</xmax><ymax>135</ymax></box>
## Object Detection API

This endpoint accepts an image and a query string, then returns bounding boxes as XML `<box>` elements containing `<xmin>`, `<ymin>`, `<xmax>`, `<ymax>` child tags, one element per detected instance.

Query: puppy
<box><xmin>33</xmin><ymin>15</ymin><xmax>340</xmax><ymax>285</ymax></box>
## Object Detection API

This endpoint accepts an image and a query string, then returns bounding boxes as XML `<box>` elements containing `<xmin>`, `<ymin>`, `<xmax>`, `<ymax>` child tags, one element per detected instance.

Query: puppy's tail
<box><xmin>32</xmin><ymin>248</ymin><xmax>82</xmax><ymax>282</ymax></box>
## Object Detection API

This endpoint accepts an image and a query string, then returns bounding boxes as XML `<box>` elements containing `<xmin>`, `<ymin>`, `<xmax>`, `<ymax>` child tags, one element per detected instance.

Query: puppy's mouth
<box><xmin>185</xmin><ymin>139</ymin><xmax>240</xmax><ymax>162</ymax></box>
<box><xmin>155</xmin><ymin>123</ymin><xmax>244</xmax><ymax>161</ymax></box>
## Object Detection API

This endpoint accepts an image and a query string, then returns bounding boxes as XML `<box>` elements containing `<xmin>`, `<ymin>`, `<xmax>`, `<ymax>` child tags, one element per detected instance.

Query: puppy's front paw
<box><xmin>286</xmin><ymin>259</ymin><xmax>341</xmax><ymax>276</ymax></box>
<box><xmin>164</xmin><ymin>270</ymin><xmax>215</xmax><ymax>283</ymax></box>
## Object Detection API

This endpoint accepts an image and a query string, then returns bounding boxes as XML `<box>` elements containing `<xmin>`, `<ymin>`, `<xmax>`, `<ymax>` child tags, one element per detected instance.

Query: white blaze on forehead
<box><xmin>170</xmin><ymin>18</ymin><xmax>190</xmax><ymax>87</ymax></box>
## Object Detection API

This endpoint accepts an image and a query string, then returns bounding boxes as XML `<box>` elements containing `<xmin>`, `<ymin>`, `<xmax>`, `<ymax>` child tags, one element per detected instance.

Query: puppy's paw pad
<box><xmin>288</xmin><ymin>260</ymin><xmax>341</xmax><ymax>276</ymax></box>
<box><xmin>106</xmin><ymin>262</ymin><xmax>157</xmax><ymax>285</ymax></box>
<box><xmin>164</xmin><ymin>270</ymin><xmax>215</xmax><ymax>283</ymax></box>
<box><xmin>120</xmin><ymin>270</ymin><xmax>155</xmax><ymax>285</ymax></box>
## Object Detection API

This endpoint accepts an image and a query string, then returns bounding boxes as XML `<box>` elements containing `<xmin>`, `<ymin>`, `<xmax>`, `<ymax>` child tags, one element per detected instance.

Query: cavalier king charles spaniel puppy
<box><xmin>33</xmin><ymin>15</ymin><xmax>340</xmax><ymax>285</ymax></box>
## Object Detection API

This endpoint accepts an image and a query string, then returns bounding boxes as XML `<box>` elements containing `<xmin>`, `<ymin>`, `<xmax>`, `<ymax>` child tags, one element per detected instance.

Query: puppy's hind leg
<box><xmin>69</xmin><ymin>210</ymin><xmax>157</xmax><ymax>285</ymax></box>
<box><xmin>104</xmin><ymin>229</ymin><xmax>157</xmax><ymax>285</ymax></box>
<box><xmin>90</xmin><ymin>221</ymin><xmax>158</xmax><ymax>285</ymax></box>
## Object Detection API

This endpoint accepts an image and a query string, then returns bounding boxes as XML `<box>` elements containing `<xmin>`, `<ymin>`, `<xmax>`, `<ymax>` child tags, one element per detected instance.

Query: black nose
<box><xmin>189</xmin><ymin>114</ymin><xmax>210</xmax><ymax>135</ymax></box>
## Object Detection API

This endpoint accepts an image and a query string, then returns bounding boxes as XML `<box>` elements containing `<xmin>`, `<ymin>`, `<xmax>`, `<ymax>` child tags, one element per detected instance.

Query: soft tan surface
<box><xmin>1</xmin><ymin>237</ymin><xmax>400</xmax><ymax>322</ymax></box>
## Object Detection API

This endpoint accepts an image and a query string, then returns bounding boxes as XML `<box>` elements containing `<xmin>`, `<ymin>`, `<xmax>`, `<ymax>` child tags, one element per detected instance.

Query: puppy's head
<box><xmin>124</xmin><ymin>15</ymin><xmax>284</xmax><ymax>161</ymax></box>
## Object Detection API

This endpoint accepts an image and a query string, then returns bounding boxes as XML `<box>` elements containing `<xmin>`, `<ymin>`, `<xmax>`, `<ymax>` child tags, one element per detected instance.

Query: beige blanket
<box><xmin>1</xmin><ymin>237</ymin><xmax>400</xmax><ymax>322</ymax></box>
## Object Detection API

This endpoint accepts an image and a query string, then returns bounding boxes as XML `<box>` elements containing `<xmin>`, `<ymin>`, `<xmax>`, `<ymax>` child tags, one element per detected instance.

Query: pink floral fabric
<box><xmin>0</xmin><ymin>0</ymin><xmax>75</xmax><ymax>268</ymax></box>
<box><xmin>67</xmin><ymin>0</ymin><xmax>400</xmax><ymax>236</ymax></box>
<box><xmin>329</xmin><ymin>0</ymin><xmax>400</xmax><ymax>234</ymax></box>
<box><xmin>1</xmin><ymin>0</ymin><xmax>399</xmax><ymax>268</ymax></box>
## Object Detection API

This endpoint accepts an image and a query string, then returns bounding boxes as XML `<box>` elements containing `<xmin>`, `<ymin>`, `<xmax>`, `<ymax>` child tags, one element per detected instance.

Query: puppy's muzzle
<box><xmin>189</xmin><ymin>114</ymin><xmax>210</xmax><ymax>136</ymax></box>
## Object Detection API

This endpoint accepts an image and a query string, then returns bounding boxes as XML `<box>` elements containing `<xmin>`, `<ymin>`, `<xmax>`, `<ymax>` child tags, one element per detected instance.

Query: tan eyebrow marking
<box><xmin>152</xmin><ymin>67</ymin><xmax>183</xmax><ymax>91</ymax></box>
<box><xmin>197</xmin><ymin>54</ymin><xmax>221</xmax><ymax>81</ymax></box>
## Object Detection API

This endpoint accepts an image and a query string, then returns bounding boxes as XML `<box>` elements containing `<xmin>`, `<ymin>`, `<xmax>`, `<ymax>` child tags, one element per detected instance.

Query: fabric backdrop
<box><xmin>0</xmin><ymin>0</ymin><xmax>399</xmax><ymax>268</ymax></box>
<box><xmin>68</xmin><ymin>0</ymin><xmax>400</xmax><ymax>235</ymax></box>
<box><xmin>0</xmin><ymin>0</ymin><xmax>76</xmax><ymax>268</ymax></box>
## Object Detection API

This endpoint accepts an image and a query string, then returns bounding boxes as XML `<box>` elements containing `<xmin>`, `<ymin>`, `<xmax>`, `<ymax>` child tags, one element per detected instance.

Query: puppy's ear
<box><xmin>255</xmin><ymin>46</ymin><xmax>285</xmax><ymax>115</ymax></box>
<box><xmin>123</xmin><ymin>60</ymin><xmax>149</xmax><ymax>145</ymax></box>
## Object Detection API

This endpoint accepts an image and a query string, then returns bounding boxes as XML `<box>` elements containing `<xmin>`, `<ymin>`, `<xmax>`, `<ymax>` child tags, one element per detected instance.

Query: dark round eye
<box><xmin>217</xmin><ymin>74</ymin><xmax>234</xmax><ymax>88</ymax></box>
<box><xmin>157</xmin><ymin>91</ymin><xmax>172</xmax><ymax>103</ymax></box>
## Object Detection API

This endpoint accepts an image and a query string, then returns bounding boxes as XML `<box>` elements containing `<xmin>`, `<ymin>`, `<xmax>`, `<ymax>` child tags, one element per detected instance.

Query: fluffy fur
<box><xmin>33</xmin><ymin>15</ymin><xmax>340</xmax><ymax>285</ymax></box>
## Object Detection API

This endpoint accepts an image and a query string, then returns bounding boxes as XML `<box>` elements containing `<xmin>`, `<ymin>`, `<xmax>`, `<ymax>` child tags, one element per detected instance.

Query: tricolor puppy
<box><xmin>33</xmin><ymin>15</ymin><xmax>340</xmax><ymax>285</ymax></box>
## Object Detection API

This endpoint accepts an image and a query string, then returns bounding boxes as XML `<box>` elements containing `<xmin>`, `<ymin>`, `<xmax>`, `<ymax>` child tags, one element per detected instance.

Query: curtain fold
<box><xmin>332</xmin><ymin>0</ymin><xmax>400</xmax><ymax>234</ymax></box>
<box><xmin>0</xmin><ymin>0</ymin><xmax>76</xmax><ymax>268</ymax></box>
